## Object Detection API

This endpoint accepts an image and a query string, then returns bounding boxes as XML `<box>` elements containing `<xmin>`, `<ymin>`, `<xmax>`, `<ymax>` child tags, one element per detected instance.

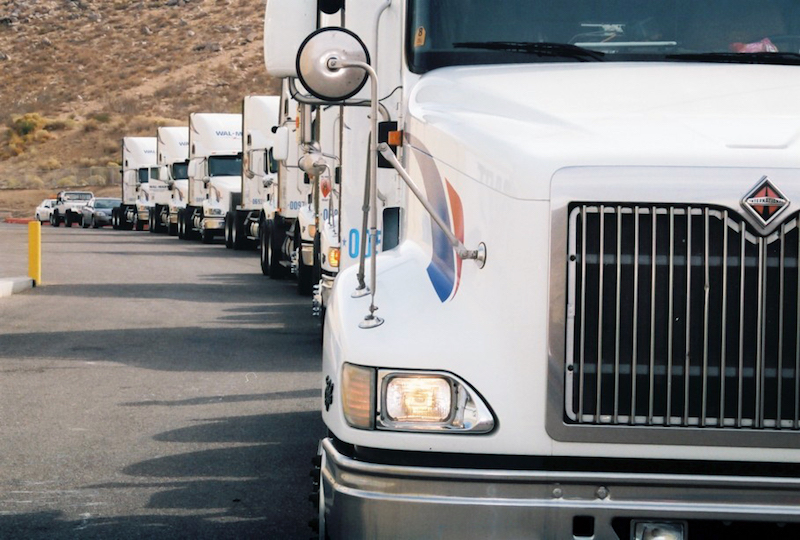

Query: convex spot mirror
<box><xmin>296</xmin><ymin>27</ymin><xmax>370</xmax><ymax>102</ymax></box>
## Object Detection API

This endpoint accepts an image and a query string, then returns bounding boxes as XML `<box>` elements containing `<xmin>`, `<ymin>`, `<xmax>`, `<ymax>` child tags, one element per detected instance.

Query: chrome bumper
<box><xmin>202</xmin><ymin>217</ymin><xmax>224</xmax><ymax>230</ymax></box>
<box><xmin>321</xmin><ymin>438</ymin><xmax>800</xmax><ymax>539</ymax></box>
<box><xmin>301</xmin><ymin>241</ymin><xmax>314</xmax><ymax>266</ymax></box>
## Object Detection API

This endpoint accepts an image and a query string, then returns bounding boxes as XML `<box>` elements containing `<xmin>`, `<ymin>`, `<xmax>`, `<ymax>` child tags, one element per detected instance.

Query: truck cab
<box><xmin>115</xmin><ymin>137</ymin><xmax>157</xmax><ymax>231</ymax></box>
<box><xmin>267</xmin><ymin>0</ymin><xmax>800</xmax><ymax>538</ymax></box>
<box><xmin>233</xmin><ymin>95</ymin><xmax>281</xmax><ymax>251</ymax></box>
<box><xmin>184</xmin><ymin>113</ymin><xmax>243</xmax><ymax>244</ymax></box>
<box><xmin>157</xmin><ymin>126</ymin><xmax>190</xmax><ymax>237</ymax></box>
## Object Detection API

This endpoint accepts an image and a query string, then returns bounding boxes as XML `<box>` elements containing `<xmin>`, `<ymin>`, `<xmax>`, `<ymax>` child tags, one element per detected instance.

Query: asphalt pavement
<box><xmin>0</xmin><ymin>223</ymin><xmax>325</xmax><ymax>539</ymax></box>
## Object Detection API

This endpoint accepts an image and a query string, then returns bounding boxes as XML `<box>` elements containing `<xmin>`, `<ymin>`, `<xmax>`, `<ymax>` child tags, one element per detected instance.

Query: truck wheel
<box><xmin>177</xmin><ymin>210</ymin><xmax>186</xmax><ymax>240</ymax></box>
<box><xmin>297</xmin><ymin>228</ymin><xmax>313</xmax><ymax>296</ymax></box>
<box><xmin>260</xmin><ymin>220</ymin><xmax>270</xmax><ymax>276</ymax></box>
<box><xmin>202</xmin><ymin>228</ymin><xmax>214</xmax><ymax>244</ymax></box>
<box><xmin>309</xmin><ymin>447</ymin><xmax>328</xmax><ymax>540</ymax></box>
<box><xmin>149</xmin><ymin>212</ymin><xmax>156</xmax><ymax>234</ymax></box>
<box><xmin>168</xmin><ymin>218</ymin><xmax>178</xmax><ymax>236</ymax></box>
<box><xmin>232</xmin><ymin>213</ymin><xmax>245</xmax><ymax>250</ymax></box>
<box><xmin>224</xmin><ymin>213</ymin><xmax>234</xmax><ymax>249</ymax></box>
<box><xmin>269</xmin><ymin>220</ymin><xmax>287</xmax><ymax>279</ymax></box>
<box><xmin>51</xmin><ymin>211</ymin><xmax>60</xmax><ymax>227</ymax></box>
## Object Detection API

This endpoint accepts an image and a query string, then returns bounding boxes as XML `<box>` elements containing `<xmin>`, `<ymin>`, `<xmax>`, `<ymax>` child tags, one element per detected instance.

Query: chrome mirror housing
<box><xmin>296</xmin><ymin>27</ymin><xmax>370</xmax><ymax>102</ymax></box>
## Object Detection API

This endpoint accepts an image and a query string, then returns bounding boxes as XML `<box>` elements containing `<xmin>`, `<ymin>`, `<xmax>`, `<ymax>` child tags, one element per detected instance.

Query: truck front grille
<box><xmin>566</xmin><ymin>204</ymin><xmax>800</xmax><ymax>429</ymax></box>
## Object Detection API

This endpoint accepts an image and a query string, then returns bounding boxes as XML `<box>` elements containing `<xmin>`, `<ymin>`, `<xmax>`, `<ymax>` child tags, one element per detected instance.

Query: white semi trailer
<box><xmin>230</xmin><ymin>95</ymin><xmax>281</xmax><ymax>250</ymax></box>
<box><xmin>114</xmin><ymin>137</ymin><xmax>157</xmax><ymax>231</ymax></box>
<box><xmin>268</xmin><ymin>1</ymin><xmax>800</xmax><ymax>538</ymax></box>
<box><xmin>153</xmin><ymin>126</ymin><xmax>189</xmax><ymax>235</ymax></box>
<box><xmin>183</xmin><ymin>113</ymin><xmax>243</xmax><ymax>244</ymax></box>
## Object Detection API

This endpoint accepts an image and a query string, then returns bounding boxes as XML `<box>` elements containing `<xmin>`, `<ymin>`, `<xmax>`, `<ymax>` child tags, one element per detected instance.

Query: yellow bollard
<box><xmin>28</xmin><ymin>221</ymin><xmax>41</xmax><ymax>286</ymax></box>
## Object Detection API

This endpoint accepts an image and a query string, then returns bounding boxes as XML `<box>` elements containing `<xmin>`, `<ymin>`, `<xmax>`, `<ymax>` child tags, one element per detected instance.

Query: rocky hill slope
<box><xmin>0</xmin><ymin>0</ymin><xmax>278</xmax><ymax>194</ymax></box>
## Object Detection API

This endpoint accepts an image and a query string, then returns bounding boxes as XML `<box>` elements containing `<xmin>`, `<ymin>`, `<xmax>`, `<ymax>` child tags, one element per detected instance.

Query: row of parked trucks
<box><xmin>107</xmin><ymin>0</ymin><xmax>800</xmax><ymax>537</ymax></box>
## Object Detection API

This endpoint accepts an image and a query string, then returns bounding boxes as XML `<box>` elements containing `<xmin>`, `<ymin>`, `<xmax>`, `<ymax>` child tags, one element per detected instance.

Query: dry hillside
<box><xmin>0</xmin><ymin>0</ymin><xmax>279</xmax><ymax>216</ymax></box>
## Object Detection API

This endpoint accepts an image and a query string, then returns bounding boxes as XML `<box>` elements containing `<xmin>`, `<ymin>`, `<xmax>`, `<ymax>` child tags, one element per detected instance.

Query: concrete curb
<box><xmin>4</xmin><ymin>218</ymin><xmax>35</xmax><ymax>224</ymax></box>
<box><xmin>0</xmin><ymin>277</ymin><xmax>35</xmax><ymax>298</ymax></box>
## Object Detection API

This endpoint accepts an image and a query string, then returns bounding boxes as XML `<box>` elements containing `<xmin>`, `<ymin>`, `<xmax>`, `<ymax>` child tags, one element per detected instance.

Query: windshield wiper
<box><xmin>665</xmin><ymin>52</ymin><xmax>800</xmax><ymax>65</ymax></box>
<box><xmin>453</xmin><ymin>41</ymin><xmax>605</xmax><ymax>62</ymax></box>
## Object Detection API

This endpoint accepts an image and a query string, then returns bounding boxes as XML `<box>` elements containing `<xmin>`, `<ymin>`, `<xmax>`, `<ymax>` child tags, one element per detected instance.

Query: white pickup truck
<box><xmin>50</xmin><ymin>190</ymin><xmax>94</xmax><ymax>227</ymax></box>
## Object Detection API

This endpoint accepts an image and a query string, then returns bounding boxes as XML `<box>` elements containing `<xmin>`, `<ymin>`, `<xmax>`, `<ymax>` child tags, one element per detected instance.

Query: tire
<box><xmin>134</xmin><ymin>212</ymin><xmax>145</xmax><ymax>231</ymax></box>
<box><xmin>177</xmin><ymin>210</ymin><xmax>186</xmax><ymax>240</ymax></box>
<box><xmin>81</xmin><ymin>214</ymin><xmax>89</xmax><ymax>228</ymax></box>
<box><xmin>149</xmin><ymin>211</ymin><xmax>156</xmax><ymax>234</ymax></box>
<box><xmin>202</xmin><ymin>228</ymin><xmax>214</xmax><ymax>244</ymax></box>
<box><xmin>260</xmin><ymin>219</ymin><xmax>270</xmax><ymax>276</ymax></box>
<box><xmin>224</xmin><ymin>212</ymin><xmax>233</xmax><ymax>249</ymax></box>
<box><xmin>51</xmin><ymin>211</ymin><xmax>60</xmax><ymax>227</ymax></box>
<box><xmin>112</xmin><ymin>209</ymin><xmax>118</xmax><ymax>230</ymax></box>
<box><xmin>65</xmin><ymin>213</ymin><xmax>72</xmax><ymax>228</ymax></box>
<box><xmin>92</xmin><ymin>216</ymin><xmax>99</xmax><ymax>229</ymax></box>
<box><xmin>168</xmin><ymin>218</ymin><xmax>178</xmax><ymax>236</ymax></box>
<box><xmin>268</xmin><ymin>220</ymin><xmax>287</xmax><ymax>279</ymax></box>
<box><xmin>233</xmin><ymin>212</ymin><xmax>246</xmax><ymax>250</ymax></box>
<box><xmin>297</xmin><ymin>227</ymin><xmax>313</xmax><ymax>296</ymax></box>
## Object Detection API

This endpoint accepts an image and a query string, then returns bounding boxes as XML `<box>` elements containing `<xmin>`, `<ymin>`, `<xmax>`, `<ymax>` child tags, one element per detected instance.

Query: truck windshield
<box><xmin>208</xmin><ymin>154</ymin><xmax>242</xmax><ymax>177</ymax></box>
<box><xmin>172</xmin><ymin>161</ymin><xmax>189</xmax><ymax>180</ymax></box>
<box><xmin>137</xmin><ymin>168</ymin><xmax>149</xmax><ymax>184</ymax></box>
<box><xmin>63</xmin><ymin>193</ymin><xmax>92</xmax><ymax>201</ymax></box>
<box><xmin>407</xmin><ymin>0</ymin><xmax>800</xmax><ymax>72</ymax></box>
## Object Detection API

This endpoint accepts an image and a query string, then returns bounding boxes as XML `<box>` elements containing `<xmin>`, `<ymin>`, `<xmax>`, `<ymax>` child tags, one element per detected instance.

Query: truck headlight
<box><xmin>339</xmin><ymin>364</ymin><xmax>495</xmax><ymax>433</ymax></box>
<box><xmin>307</xmin><ymin>224</ymin><xmax>316</xmax><ymax>238</ymax></box>
<box><xmin>385</xmin><ymin>376</ymin><xmax>452</xmax><ymax>422</ymax></box>
<box><xmin>328</xmin><ymin>247</ymin><xmax>340</xmax><ymax>268</ymax></box>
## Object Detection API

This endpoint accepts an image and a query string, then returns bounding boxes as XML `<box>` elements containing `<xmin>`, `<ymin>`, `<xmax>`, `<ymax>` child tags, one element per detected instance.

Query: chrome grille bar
<box><xmin>566</xmin><ymin>205</ymin><xmax>800</xmax><ymax>430</ymax></box>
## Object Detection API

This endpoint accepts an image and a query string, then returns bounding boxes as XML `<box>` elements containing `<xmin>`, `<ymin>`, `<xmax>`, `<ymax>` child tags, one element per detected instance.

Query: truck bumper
<box><xmin>301</xmin><ymin>241</ymin><xmax>314</xmax><ymax>266</ymax></box>
<box><xmin>137</xmin><ymin>209</ymin><xmax>150</xmax><ymax>221</ymax></box>
<box><xmin>202</xmin><ymin>217</ymin><xmax>224</xmax><ymax>230</ymax></box>
<box><xmin>320</xmin><ymin>438</ymin><xmax>800</xmax><ymax>539</ymax></box>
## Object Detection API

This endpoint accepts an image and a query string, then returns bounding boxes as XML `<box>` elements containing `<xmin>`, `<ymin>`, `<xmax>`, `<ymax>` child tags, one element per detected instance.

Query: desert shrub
<box><xmin>56</xmin><ymin>176</ymin><xmax>77</xmax><ymax>188</ymax></box>
<box><xmin>86</xmin><ymin>175</ymin><xmax>106</xmax><ymax>185</ymax></box>
<box><xmin>10</xmin><ymin>113</ymin><xmax>46</xmax><ymax>137</ymax></box>
<box><xmin>25</xmin><ymin>176</ymin><xmax>45</xmax><ymax>189</ymax></box>
<box><xmin>83</xmin><ymin>119</ymin><xmax>100</xmax><ymax>133</ymax></box>
<box><xmin>89</xmin><ymin>112</ymin><xmax>112</xmax><ymax>124</ymax></box>
<box><xmin>43</xmin><ymin>157</ymin><xmax>61</xmax><ymax>170</ymax></box>
<box><xmin>44</xmin><ymin>119</ymin><xmax>73</xmax><ymax>131</ymax></box>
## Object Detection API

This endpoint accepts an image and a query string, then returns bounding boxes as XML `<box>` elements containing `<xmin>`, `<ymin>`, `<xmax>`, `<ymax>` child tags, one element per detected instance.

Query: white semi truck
<box><xmin>231</xmin><ymin>95</ymin><xmax>281</xmax><ymax>250</ymax></box>
<box><xmin>268</xmin><ymin>1</ymin><xmax>800</xmax><ymax>538</ymax></box>
<box><xmin>258</xmin><ymin>82</ymin><xmax>316</xmax><ymax>283</ymax></box>
<box><xmin>114</xmin><ymin>137</ymin><xmax>157</xmax><ymax>231</ymax></box>
<box><xmin>156</xmin><ymin>126</ymin><xmax>190</xmax><ymax>237</ymax></box>
<box><xmin>183</xmin><ymin>113</ymin><xmax>243</xmax><ymax>244</ymax></box>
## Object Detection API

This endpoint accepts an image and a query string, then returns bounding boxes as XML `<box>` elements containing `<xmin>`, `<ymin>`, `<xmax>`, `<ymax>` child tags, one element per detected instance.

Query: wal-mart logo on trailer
<box><xmin>407</xmin><ymin>134</ymin><xmax>464</xmax><ymax>303</ymax></box>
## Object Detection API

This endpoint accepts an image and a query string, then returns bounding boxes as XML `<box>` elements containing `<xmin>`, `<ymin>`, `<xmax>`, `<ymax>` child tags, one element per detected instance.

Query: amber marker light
<box><xmin>342</xmin><ymin>364</ymin><xmax>376</xmax><ymax>430</ymax></box>
<box><xmin>328</xmin><ymin>247</ymin><xmax>340</xmax><ymax>268</ymax></box>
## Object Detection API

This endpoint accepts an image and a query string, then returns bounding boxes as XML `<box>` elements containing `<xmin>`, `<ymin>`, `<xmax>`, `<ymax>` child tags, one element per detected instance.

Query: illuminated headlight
<box><xmin>340</xmin><ymin>364</ymin><xmax>495</xmax><ymax>433</ymax></box>
<box><xmin>205</xmin><ymin>208</ymin><xmax>224</xmax><ymax>216</ymax></box>
<box><xmin>307</xmin><ymin>224</ymin><xmax>317</xmax><ymax>238</ymax></box>
<box><xmin>632</xmin><ymin>521</ymin><xmax>686</xmax><ymax>540</ymax></box>
<box><xmin>328</xmin><ymin>248</ymin><xmax>340</xmax><ymax>268</ymax></box>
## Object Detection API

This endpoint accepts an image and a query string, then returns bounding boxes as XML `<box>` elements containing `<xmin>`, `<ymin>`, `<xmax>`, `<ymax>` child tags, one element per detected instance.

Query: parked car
<box><xmin>50</xmin><ymin>191</ymin><xmax>94</xmax><ymax>227</ymax></box>
<box><xmin>34</xmin><ymin>199</ymin><xmax>56</xmax><ymax>223</ymax></box>
<box><xmin>81</xmin><ymin>197</ymin><xmax>121</xmax><ymax>228</ymax></box>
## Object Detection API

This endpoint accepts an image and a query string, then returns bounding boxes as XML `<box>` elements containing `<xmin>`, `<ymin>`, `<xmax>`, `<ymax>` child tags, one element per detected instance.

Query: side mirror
<box><xmin>272</xmin><ymin>126</ymin><xmax>290</xmax><ymax>162</ymax></box>
<box><xmin>187</xmin><ymin>159</ymin><xmax>198</xmax><ymax>179</ymax></box>
<box><xmin>296</xmin><ymin>27</ymin><xmax>370</xmax><ymax>102</ymax></box>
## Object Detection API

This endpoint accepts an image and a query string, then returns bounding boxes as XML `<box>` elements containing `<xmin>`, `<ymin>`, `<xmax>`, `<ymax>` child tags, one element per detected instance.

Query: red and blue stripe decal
<box><xmin>407</xmin><ymin>135</ymin><xmax>464</xmax><ymax>303</ymax></box>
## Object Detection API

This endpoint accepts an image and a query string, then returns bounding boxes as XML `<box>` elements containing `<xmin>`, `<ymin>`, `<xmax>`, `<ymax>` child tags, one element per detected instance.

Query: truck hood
<box><xmin>207</xmin><ymin>176</ymin><xmax>241</xmax><ymax>196</ymax></box>
<box><xmin>407</xmin><ymin>63</ymin><xmax>800</xmax><ymax>201</ymax></box>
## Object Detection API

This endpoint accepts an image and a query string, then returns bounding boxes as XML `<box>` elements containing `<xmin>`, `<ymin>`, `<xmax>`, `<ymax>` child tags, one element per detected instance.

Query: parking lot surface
<box><xmin>0</xmin><ymin>223</ymin><xmax>324</xmax><ymax>538</ymax></box>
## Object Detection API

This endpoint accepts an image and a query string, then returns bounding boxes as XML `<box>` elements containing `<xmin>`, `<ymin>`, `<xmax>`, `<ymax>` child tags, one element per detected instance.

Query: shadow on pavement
<box><xmin>0</xmin><ymin>410</ymin><xmax>325</xmax><ymax>539</ymax></box>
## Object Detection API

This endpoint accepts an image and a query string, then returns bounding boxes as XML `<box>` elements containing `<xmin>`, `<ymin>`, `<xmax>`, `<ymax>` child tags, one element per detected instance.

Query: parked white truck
<box><xmin>268</xmin><ymin>0</ymin><xmax>800</xmax><ymax>538</ymax></box>
<box><xmin>183</xmin><ymin>113</ymin><xmax>243</xmax><ymax>244</ymax></box>
<box><xmin>231</xmin><ymin>95</ymin><xmax>281</xmax><ymax>250</ymax></box>
<box><xmin>258</xmin><ymin>82</ymin><xmax>317</xmax><ymax>282</ymax></box>
<box><xmin>114</xmin><ymin>137</ymin><xmax>157</xmax><ymax>231</ymax></box>
<box><xmin>157</xmin><ymin>126</ymin><xmax>190</xmax><ymax>237</ymax></box>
